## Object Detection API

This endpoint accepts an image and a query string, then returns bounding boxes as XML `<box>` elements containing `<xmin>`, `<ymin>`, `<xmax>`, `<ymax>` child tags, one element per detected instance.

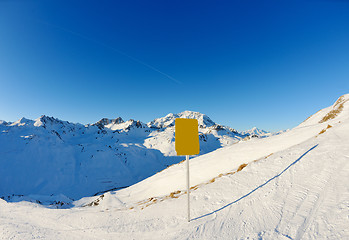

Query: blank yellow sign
<box><xmin>175</xmin><ymin>118</ymin><xmax>200</xmax><ymax>156</ymax></box>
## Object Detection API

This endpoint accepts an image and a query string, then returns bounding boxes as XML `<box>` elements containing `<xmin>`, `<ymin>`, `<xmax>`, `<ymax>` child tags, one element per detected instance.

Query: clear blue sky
<box><xmin>0</xmin><ymin>0</ymin><xmax>348</xmax><ymax>131</ymax></box>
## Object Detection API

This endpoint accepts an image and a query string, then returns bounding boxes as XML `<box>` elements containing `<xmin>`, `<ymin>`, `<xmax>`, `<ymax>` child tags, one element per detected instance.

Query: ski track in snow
<box><xmin>185</xmin><ymin>139</ymin><xmax>348</xmax><ymax>240</ymax></box>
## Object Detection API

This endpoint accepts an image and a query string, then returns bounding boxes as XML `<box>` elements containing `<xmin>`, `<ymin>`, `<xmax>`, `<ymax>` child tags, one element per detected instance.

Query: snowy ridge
<box><xmin>9</xmin><ymin>117</ymin><xmax>34</xmax><ymax>127</ymax></box>
<box><xmin>298</xmin><ymin>94</ymin><xmax>349</xmax><ymax>127</ymax></box>
<box><xmin>94</xmin><ymin>117</ymin><xmax>124</xmax><ymax>129</ymax></box>
<box><xmin>240</xmin><ymin>127</ymin><xmax>271</xmax><ymax>137</ymax></box>
<box><xmin>147</xmin><ymin>111</ymin><xmax>216</xmax><ymax>128</ymax></box>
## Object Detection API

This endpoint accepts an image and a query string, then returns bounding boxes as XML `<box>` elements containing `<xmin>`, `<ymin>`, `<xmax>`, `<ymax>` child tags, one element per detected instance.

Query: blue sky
<box><xmin>0</xmin><ymin>0</ymin><xmax>348</xmax><ymax>131</ymax></box>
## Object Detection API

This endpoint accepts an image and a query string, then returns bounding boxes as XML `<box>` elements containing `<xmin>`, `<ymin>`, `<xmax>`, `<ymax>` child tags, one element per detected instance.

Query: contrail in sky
<box><xmin>38</xmin><ymin>20</ymin><xmax>182</xmax><ymax>85</ymax></box>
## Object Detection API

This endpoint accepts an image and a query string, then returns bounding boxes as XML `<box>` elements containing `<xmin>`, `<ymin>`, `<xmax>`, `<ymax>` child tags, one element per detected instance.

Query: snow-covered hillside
<box><xmin>89</xmin><ymin>94</ymin><xmax>349</xmax><ymax>208</ymax></box>
<box><xmin>0</xmin><ymin>94</ymin><xmax>348</xmax><ymax>239</ymax></box>
<box><xmin>0</xmin><ymin>111</ymin><xmax>260</xmax><ymax>200</ymax></box>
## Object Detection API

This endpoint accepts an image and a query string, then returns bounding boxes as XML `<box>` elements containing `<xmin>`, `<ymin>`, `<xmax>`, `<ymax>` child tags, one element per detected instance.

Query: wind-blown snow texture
<box><xmin>0</xmin><ymin>95</ymin><xmax>348</xmax><ymax>239</ymax></box>
<box><xmin>0</xmin><ymin>111</ymin><xmax>258</xmax><ymax>199</ymax></box>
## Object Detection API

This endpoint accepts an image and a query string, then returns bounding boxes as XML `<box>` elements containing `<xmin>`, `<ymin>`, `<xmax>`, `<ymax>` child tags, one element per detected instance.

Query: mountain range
<box><xmin>0</xmin><ymin>111</ymin><xmax>273</xmax><ymax>199</ymax></box>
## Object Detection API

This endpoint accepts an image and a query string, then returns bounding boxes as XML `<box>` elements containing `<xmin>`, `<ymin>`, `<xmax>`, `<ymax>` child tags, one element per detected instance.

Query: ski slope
<box><xmin>0</xmin><ymin>94</ymin><xmax>348</xmax><ymax>239</ymax></box>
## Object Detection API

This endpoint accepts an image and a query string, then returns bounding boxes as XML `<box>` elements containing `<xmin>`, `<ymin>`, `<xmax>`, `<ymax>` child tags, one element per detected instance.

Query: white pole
<box><xmin>186</xmin><ymin>155</ymin><xmax>190</xmax><ymax>222</ymax></box>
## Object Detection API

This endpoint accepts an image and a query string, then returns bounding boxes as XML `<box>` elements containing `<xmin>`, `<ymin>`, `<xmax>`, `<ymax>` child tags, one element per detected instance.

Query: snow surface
<box><xmin>0</xmin><ymin>95</ymin><xmax>348</xmax><ymax>239</ymax></box>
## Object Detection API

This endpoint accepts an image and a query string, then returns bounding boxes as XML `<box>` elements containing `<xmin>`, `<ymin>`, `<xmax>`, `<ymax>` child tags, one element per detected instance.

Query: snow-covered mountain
<box><xmin>240</xmin><ymin>127</ymin><xmax>288</xmax><ymax>138</ymax></box>
<box><xmin>144</xmin><ymin>111</ymin><xmax>248</xmax><ymax>156</ymax></box>
<box><xmin>147</xmin><ymin>111</ymin><xmax>216</xmax><ymax>128</ymax></box>
<box><xmin>240</xmin><ymin>127</ymin><xmax>271</xmax><ymax>137</ymax></box>
<box><xmin>1</xmin><ymin>94</ymin><xmax>348</xmax><ymax>239</ymax></box>
<box><xmin>0</xmin><ymin>111</ymin><xmax>265</xmax><ymax>200</ymax></box>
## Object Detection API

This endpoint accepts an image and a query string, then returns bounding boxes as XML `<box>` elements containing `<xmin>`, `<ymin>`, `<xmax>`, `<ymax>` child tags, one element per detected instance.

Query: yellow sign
<box><xmin>175</xmin><ymin>118</ymin><xmax>200</xmax><ymax>156</ymax></box>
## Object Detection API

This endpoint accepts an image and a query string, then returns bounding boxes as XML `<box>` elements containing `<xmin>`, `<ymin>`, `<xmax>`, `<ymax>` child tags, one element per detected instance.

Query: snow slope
<box><xmin>93</xmin><ymin>94</ymin><xmax>349</xmax><ymax>207</ymax></box>
<box><xmin>0</xmin><ymin>94</ymin><xmax>348</xmax><ymax>239</ymax></box>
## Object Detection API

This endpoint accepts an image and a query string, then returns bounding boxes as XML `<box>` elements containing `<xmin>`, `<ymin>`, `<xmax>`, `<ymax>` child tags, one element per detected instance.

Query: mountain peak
<box><xmin>147</xmin><ymin>110</ymin><xmax>216</xmax><ymax>128</ymax></box>
<box><xmin>94</xmin><ymin>117</ymin><xmax>124</xmax><ymax>129</ymax></box>
<box><xmin>0</xmin><ymin>120</ymin><xmax>8</xmax><ymax>125</ymax></box>
<box><xmin>34</xmin><ymin>115</ymin><xmax>66</xmax><ymax>127</ymax></box>
<box><xmin>241</xmin><ymin>127</ymin><xmax>271</xmax><ymax>137</ymax></box>
<box><xmin>124</xmin><ymin>119</ymin><xmax>146</xmax><ymax>130</ymax></box>
<box><xmin>10</xmin><ymin>117</ymin><xmax>34</xmax><ymax>126</ymax></box>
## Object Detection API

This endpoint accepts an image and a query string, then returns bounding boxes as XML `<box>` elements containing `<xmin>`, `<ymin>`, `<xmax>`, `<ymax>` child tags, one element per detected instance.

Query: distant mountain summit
<box><xmin>9</xmin><ymin>117</ymin><xmax>34</xmax><ymax>126</ymax></box>
<box><xmin>94</xmin><ymin>117</ymin><xmax>124</xmax><ymax>129</ymax></box>
<box><xmin>147</xmin><ymin>111</ymin><xmax>216</xmax><ymax>129</ymax></box>
<box><xmin>241</xmin><ymin>127</ymin><xmax>271</xmax><ymax>138</ymax></box>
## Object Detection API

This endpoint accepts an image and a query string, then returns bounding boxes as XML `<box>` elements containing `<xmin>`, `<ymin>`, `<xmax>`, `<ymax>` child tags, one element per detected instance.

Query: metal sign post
<box><xmin>186</xmin><ymin>154</ymin><xmax>190</xmax><ymax>222</ymax></box>
<box><xmin>175</xmin><ymin>118</ymin><xmax>200</xmax><ymax>222</ymax></box>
